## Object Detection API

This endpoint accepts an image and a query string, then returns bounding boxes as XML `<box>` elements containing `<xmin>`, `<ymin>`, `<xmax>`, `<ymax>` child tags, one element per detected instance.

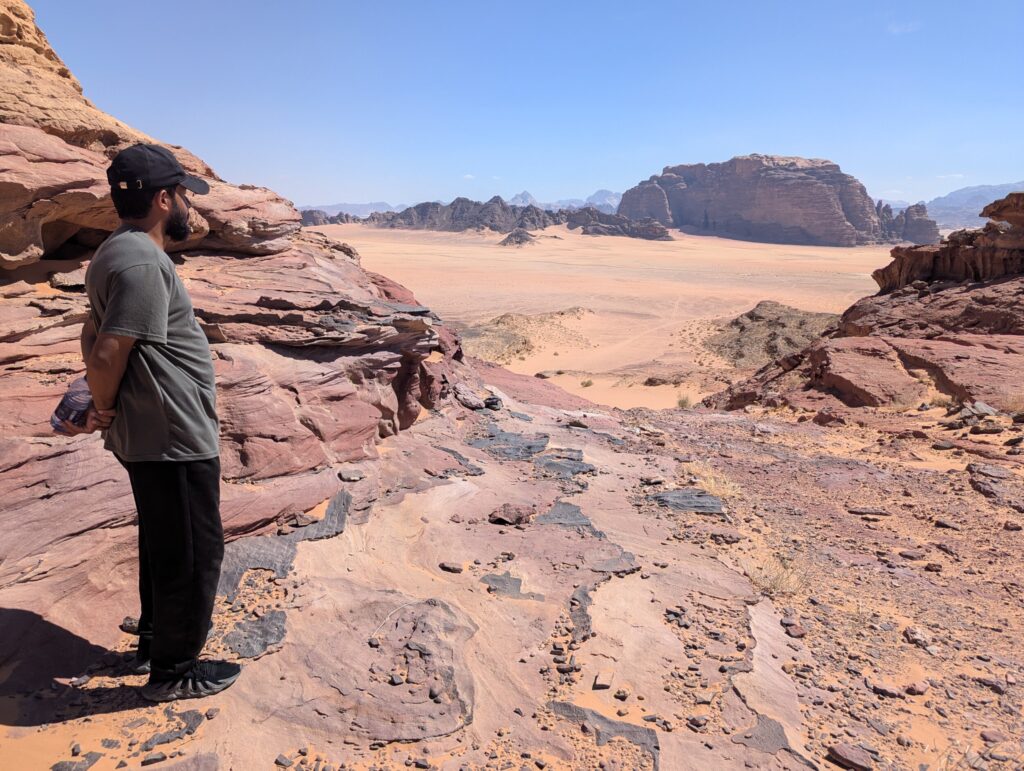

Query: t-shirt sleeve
<box><xmin>99</xmin><ymin>264</ymin><xmax>170</xmax><ymax>343</ymax></box>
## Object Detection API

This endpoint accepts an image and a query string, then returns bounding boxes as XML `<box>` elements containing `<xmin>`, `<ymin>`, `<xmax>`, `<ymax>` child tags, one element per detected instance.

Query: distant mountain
<box><xmin>300</xmin><ymin>202</ymin><xmax>408</xmax><ymax>217</ymax></box>
<box><xmin>367</xmin><ymin>196</ymin><xmax>565</xmax><ymax>233</ymax></box>
<box><xmin>926</xmin><ymin>182</ymin><xmax>1024</xmax><ymax>229</ymax></box>
<box><xmin>878</xmin><ymin>198</ymin><xmax>912</xmax><ymax>211</ymax></box>
<box><xmin>586</xmin><ymin>189</ymin><xmax>622</xmax><ymax>213</ymax></box>
<box><xmin>505</xmin><ymin>189</ymin><xmax>621</xmax><ymax>214</ymax></box>
<box><xmin>507</xmin><ymin>191</ymin><xmax>539</xmax><ymax>207</ymax></box>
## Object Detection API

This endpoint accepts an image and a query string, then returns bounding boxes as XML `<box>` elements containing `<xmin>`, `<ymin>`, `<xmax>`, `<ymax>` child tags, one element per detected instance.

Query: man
<box><xmin>64</xmin><ymin>144</ymin><xmax>240</xmax><ymax>702</ymax></box>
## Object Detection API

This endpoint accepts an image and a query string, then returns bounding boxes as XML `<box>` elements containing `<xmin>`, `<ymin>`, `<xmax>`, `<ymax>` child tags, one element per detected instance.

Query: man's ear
<box><xmin>154</xmin><ymin>188</ymin><xmax>173</xmax><ymax>214</ymax></box>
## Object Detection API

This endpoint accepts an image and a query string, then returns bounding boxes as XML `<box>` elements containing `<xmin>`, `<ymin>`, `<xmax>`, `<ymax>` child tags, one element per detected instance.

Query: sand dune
<box><xmin>314</xmin><ymin>224</ymin><xmax>891</xmax><ymax>409</ymax></box>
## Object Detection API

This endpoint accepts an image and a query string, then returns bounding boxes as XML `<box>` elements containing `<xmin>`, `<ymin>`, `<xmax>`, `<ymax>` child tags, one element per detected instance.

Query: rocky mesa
<box><xmin>619</xmin><ymin>154</ymin><xmax>940</xmax><ymax>247</ymax></box>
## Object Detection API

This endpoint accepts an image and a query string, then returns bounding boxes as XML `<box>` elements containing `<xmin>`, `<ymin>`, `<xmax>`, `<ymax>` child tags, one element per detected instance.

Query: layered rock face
<box><xmin>707</xmin><ymin>193</ymin><xmax>1024</xmax><ymax>411</ymax></box>
<box><xmin>300</xmin><ymin>209</ymin><xmax>359</xmax><ymax>226</ymax></box>
<box><xmin>0</xmin><ymin>0</ymin><xmax>458</xmax><ymax>657</ymax></box>
<box><xmin>565</xmin><ymin>206</ymin><xmax>672</xmax><ymax>240</ymax></box>
<box><xmin>619</xmin><ymin>154</ymin><xmax>940</xmax><ymax>246</ymax></box>
<box><xmin>876</xmin><ymin>201</ymin><xmax>941</xmax><ymax>245</ymax></box>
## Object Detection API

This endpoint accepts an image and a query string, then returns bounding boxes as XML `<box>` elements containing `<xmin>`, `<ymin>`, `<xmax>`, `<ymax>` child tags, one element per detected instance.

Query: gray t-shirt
<box><xmin>85</xmin><ymin>225</ymin><xmax>219</xmax><ymax>462</ymax></box>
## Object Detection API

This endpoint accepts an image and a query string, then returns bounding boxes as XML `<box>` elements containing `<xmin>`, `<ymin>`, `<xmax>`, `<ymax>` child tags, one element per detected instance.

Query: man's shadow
<box><xmin>0</xmin><ymin>608</ymin><xmax>149</xmax><ymax>726</ymax></box>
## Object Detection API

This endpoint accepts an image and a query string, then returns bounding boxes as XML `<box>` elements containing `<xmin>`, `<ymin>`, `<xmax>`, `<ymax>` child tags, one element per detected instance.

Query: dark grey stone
<box><xmin>468</xmin><ymin>425</ymin><xmax>549</xmax><ymax>460</ymax></box>
<box><xmin>480</xmin><ymin>571</ymin><xmax>544</xmax><ymax>601</ymax></box>
<box><xmin>569</xmin><ymin>586</ymin><xmax>594</xmax><ymax>642</ymax></box>
<box><xmin>731</xmin><ymin>715</ymin><xmax>817</xmax><ymax>767</ymax></box>
<box><xmin>437</xmin><ymin>447</ymin><xmax>485</xmax><ymax>477</ymax></box>
<box><xmin>536</xmin><ymin>501</ymin><xmax>604</xmax><ymax>538</ymax></box>
<box><xmin>509</xmin><ymin>411</ymin><xmax>533</xmax><ymax>422</ymax></box>
<box><xmin>548</xmin><ymin>701</ymin><xmax>660</xmax><ymax>770</ymax></box>
<box><xmin>51</xmin><ymin>753</ymin><xmax>103</xmax><ymax>771</ymax></box>
<box><xmin>223</xmin><ymin>610</ymin><xmax>287</xmax><ymax>658</ymax></box>
<box><xmin>648</xmin><ymin>488</ymin><xmax>724</xmax><ymax>515</ymax></box>
<box><xmin>534</xmin><ymin>450</ymin><xmax>597</xmax><ymax>480</ymax></box>
<box><xmin>218</xmin><ymin>492</ymin><xmax>351</xmax><ymax>601</ymax></box>
<box><xmin>179</xmin><ymin>709</ymin><xmax>205</xmax><ymax>735</ymax></box>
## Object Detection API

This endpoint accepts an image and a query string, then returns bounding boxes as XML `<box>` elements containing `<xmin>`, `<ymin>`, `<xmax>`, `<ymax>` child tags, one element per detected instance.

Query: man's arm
<box><xmin>87</xmin><ymin>333</ymin><xmax>136</xmax><ymax>410</ymax></box>
<box><xmin>81</xmin><ymin>314</ymin><xmax>98</xmax><ymax>362</ymax></box>
<box><xmin>58</xmin><ymin>322</ymin><xmax>127</xmax><ymax>435</ymax></box>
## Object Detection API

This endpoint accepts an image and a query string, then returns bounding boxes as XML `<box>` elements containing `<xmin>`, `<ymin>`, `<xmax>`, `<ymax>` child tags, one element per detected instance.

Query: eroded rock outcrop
<box><xmin>565</xmin><ymin>207</ymin><xmax>672</xmax><ymax>240</ymax></box>
<box><xmin>300</xmin><ymin>209</ymin><xmax>359</xmax><ymax>226</ymax></box>
<box><xmin>618</xmin><ymin>154</ymin><xmax>939</xmax><ymax>246</ymax></box>
<box><xmin>0</xmin><ymin>0</ymin><xmax>461</xmax><ymax>664</ymax></box>
<box><xmin>705</xmin><ymin>301</ymin><xmax>838</xmax><ymax>370</ymax></box>
<box><xmin>876</xmin><ymin>201</ymin><xmax>941</xmax><ymax>245</ymax></box>
<box><xmin>707</xmin><ymin>193</ymin><xmax>1024</xmax><ymax>411</ymax></box>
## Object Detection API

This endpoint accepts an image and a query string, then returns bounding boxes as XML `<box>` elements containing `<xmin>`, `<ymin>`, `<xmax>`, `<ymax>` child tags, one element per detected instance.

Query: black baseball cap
<box><xmin>107</xmin><ymin>144</ymin><xmax>210</xmax><ymax>194</ymax></box>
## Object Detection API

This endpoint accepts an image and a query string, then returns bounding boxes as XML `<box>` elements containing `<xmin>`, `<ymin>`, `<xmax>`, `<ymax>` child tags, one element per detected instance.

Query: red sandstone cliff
<box><xmin>706</xmin><ymin>193</ymin><xmax>1024</xmax><ymax>411</ymax></box>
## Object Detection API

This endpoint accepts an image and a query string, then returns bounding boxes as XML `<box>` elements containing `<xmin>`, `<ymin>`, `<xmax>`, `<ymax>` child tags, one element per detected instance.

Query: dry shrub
<box><xmin>740</xmin><ymin>554</ymin><xmax>808</xmax><ymax>599</ymax></box>
<box><xmin>676</xmin><ymin>395</ymin><xmax>692</xmax><ymax>409</ymax></box>
<box><xmin>1000</xmin><ymin>390</ymin><xmax>1024</xmax><ymax>414</ymax></box>
<box><xmin>680</xmin><ymin>461</ymin><xmax>741</xmax><ymax>499</ymax></box>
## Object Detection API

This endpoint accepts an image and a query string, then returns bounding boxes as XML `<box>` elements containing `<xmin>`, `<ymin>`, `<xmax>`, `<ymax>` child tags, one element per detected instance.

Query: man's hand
<box><xmin>56</xmin><ymin>406</ymin><xmax>116</xmax><ymax>436</ymax></box>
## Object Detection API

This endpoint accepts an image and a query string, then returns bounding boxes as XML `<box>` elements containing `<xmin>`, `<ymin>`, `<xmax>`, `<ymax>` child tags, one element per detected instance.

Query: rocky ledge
<box><xmin>707</xmin><ymin>192</ymin><xmax>1024</xmax><ymax>413</ymax></box>
<box><xmin>0</xmin><ymin>0</ymin><xmax>461</xmax><ymax>667</ymax></box>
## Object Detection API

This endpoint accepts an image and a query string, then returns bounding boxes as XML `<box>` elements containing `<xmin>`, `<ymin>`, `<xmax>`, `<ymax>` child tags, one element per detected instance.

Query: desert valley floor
<box><xmin>313</xmin><ymin>224</ymin><xmax>890</xmax><ymax>409</ymax></box>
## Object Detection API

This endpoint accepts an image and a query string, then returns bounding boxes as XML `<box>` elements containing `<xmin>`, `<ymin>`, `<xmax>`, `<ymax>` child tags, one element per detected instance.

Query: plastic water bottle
<box><xmin>51</xmin><ymin>377</ymin><xmax>93</xmax><ymax>434</ymax></box>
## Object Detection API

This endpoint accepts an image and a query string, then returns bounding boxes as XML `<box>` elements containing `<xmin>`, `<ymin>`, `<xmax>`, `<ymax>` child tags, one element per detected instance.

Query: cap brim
<box><xmin>181</xmin><ymin>174</ymin><xmax>210</xmax><ymax>195</ymax></box>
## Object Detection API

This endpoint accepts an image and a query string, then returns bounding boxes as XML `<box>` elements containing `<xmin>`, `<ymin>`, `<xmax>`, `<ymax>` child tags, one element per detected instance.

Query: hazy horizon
<box><xmin>32</xmin><ymin>0</ymin><xmax>1024</xmax><ymax>206</ymax></box>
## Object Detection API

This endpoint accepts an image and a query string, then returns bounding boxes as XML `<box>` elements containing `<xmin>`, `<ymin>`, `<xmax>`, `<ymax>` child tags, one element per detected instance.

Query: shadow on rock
<box><xmin>0</xmin><ymin>607</ymin><xmax>148</xmax><ymax>726</ymax></box>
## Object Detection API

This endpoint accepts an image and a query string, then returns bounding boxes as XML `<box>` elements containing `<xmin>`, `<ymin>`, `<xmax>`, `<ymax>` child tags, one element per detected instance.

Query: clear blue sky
<box><xmin>33</xmin><ymin>0</ymin><xmax>1024</xmax><ymax>207</ymax></box>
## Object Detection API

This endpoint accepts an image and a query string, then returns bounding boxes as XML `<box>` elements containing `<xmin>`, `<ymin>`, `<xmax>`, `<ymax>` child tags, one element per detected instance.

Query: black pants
<box><xmin>120</xmin><ymin>456</ymin><xmax>224</xmax><ymax>678</ymax></box>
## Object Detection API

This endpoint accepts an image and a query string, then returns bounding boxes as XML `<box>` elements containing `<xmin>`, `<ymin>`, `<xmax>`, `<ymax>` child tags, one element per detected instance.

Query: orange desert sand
<box><xmin>313</xmin><ymin>223</ymin><xmax>891</xmax><ymax>408</ymax></box>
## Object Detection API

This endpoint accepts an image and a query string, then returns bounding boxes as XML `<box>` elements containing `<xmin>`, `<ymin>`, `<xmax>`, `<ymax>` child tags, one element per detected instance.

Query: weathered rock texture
<box><xmin>707</xmin><ymin>193</ymin><xmax>1024</xmax><ymax>410</ymax></box>
<box><xmin>618</xmin><ymin>154</ymin><xmax>939</xmax><ymax>246</ymax></box>
<box><xmin>5</xmin><ymin>5</ymin><xmax>1024</xmax><ymax>771</ymax></box>
<box><xmin>0</xmin><ymin>0</ymin><xmax>461</xmax><ymax>667</ymax></box>
<box><xmin>876</xmin><ymin>201</ymin><xmax>941</xmax><ymax>245</ymax></box>
<box><xmin>565</xmin><ymin>207</ymin><xmax>672</xmax><ymax>240</ymax></box>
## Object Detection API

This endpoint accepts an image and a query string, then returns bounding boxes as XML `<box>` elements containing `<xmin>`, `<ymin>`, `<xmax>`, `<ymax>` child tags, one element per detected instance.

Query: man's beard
<box><xmin>165</xmin><ymin>198</ymin><xmax>190</xmax><ymax>242</ymax></box>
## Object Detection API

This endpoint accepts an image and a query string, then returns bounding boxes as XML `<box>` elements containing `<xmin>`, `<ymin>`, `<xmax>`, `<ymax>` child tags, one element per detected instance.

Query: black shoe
<box><xmin>141</xmin><ymin>660</ymin><xmax>241</xmax><ymax>703</ymax></box>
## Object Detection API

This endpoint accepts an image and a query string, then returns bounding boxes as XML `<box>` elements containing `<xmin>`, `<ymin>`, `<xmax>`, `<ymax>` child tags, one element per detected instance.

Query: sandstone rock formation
<box><xmin>0</xmin><ymin>0</ymin><xmax>459</xmax><ymax>692</ymax></box>
<box><xmin>618</xmin><ymin>154</ymin><xmax>939</xmax><ymax>246</ymax></box>
<box><xmin>565</xmin><ymin>207</ymin><xmax>672</xmax><ymax>240</ymax></box>
<box><xmin>707</xmin><ymin>192</ymin><xmax>1024</xmax><ymax>411</ymax></box>
<box><xmin>300</xmin><ymin>209</ymin><xmax>360</xmax><ymax>226</ymax></box>
<box><xmin>876</xmin><ymin>201</ymin><xmax>941</xmax><ymax>244</ymax></box>
<box><xmin>4</xmin><ymin>4</ymin><xmax>1024</xmax><ymax>770</ymax></box>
